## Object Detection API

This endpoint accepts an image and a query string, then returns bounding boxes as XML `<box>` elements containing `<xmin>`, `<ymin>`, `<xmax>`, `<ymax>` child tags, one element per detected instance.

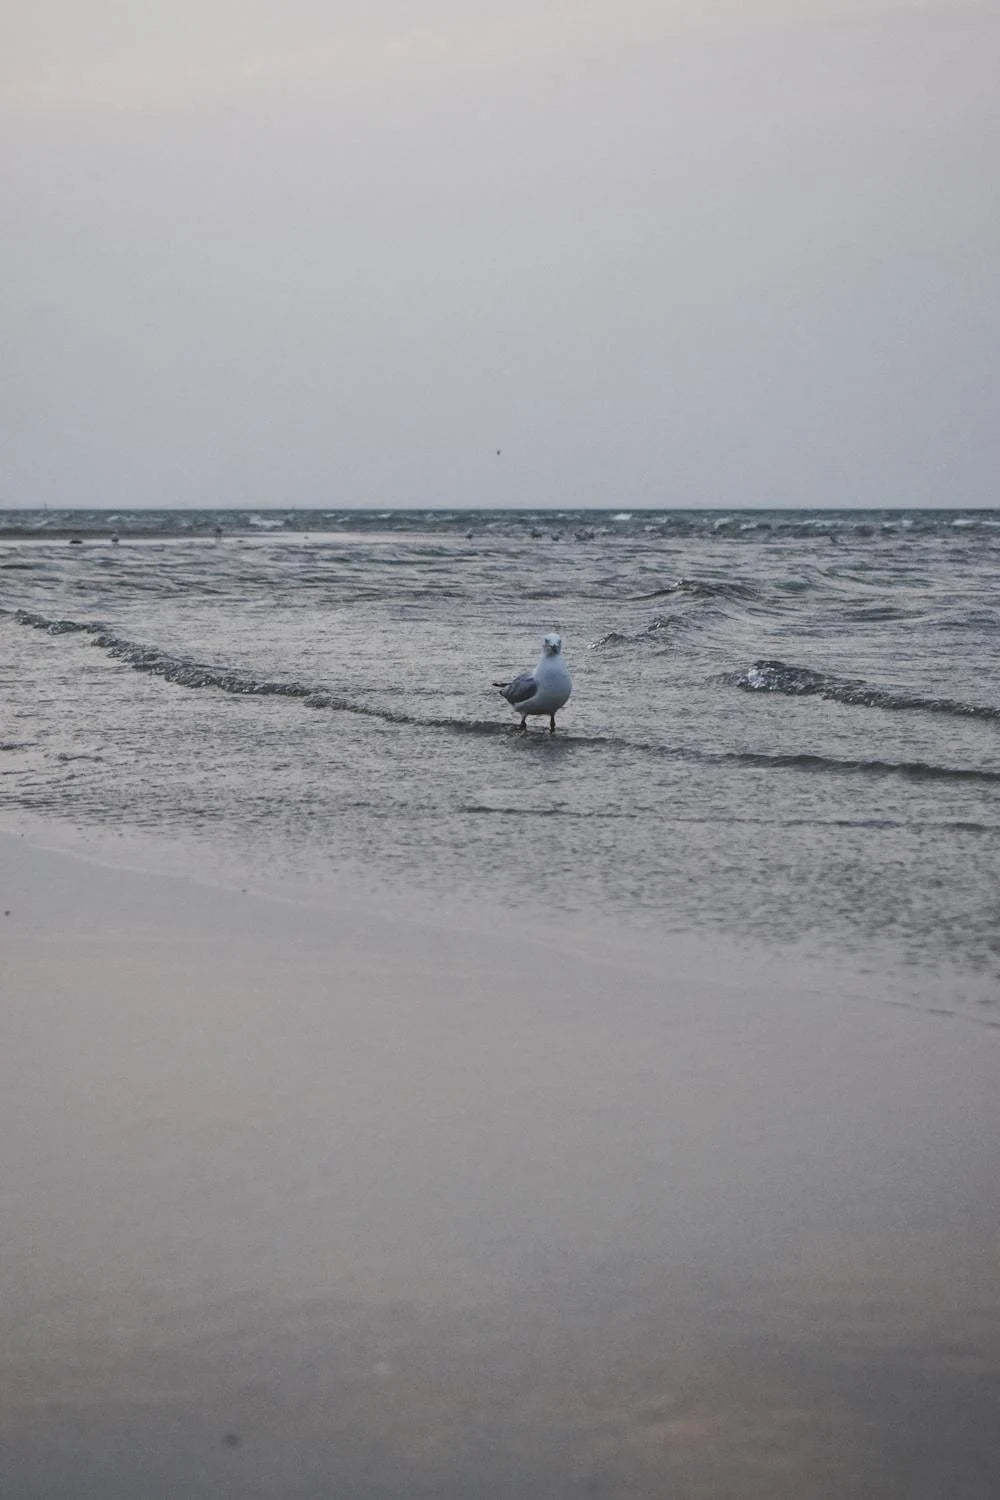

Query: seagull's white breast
<box><xmin>524</xmin><ymin>655</ymin><xmax>572</xmax><ymax>714</ymax></box>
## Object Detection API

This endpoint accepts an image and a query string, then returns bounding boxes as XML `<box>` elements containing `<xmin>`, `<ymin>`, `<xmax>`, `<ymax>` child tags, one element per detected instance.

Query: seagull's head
<box><xmin>542</xmin><ymin>633</ymin><xmax>562</xmax><ymax>656</ymax></box>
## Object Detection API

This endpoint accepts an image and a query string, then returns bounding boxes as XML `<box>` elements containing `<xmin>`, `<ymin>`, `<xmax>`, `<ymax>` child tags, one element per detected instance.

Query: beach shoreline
<box><xmin>2</xmin><ymin>823</ymin><xmax>999</xmax><ymax>1496</ymax></box>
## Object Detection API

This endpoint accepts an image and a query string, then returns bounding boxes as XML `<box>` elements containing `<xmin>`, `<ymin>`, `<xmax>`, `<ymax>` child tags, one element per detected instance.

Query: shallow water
<box><xmin>2</xmin><ymin>506</ymin><xmax>998</xmax><ymax>992</ymax></box>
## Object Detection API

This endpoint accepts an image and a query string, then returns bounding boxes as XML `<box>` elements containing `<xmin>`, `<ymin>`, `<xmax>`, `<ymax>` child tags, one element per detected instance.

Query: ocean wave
<box><xmin>13</xmin><ymin>610</ymin><xmax>1000</xmax><ymax>783</ymax></box>
<box><xmin>631</xmin><ymin>577</ymin><xmax>760</xmax><ymax>602</ymax></box>
<box><xmin>463</xmin><ymin>805</ymin><xmax>995</xmax><ymax>828</ymax></box>
<box><xmin>737</xmin><ymin>658</ymin><xmax>1000</xmax><ymax>722</ymax></box>
<box><xmin>714</xmin><ymin>749</ymin><xmax>1000</xmax><ymax>784</ymax></box>
<box><xmin>458</xmin><ymin>804</ymin><xmax>632</xmax><ymax>818</ymax></box>
<box><xmin>13</xmin><ymin>610</ymin><xmax>96</xmax><ymax>635</ymax></box>
<box><xmin>11</xmin><ymin>609</ymin><xmax>549</xmax><ymax>735</ymax></box>
<box><xmin>591</xmin><ymin>614</ymin><xmax>680</xmax><ymax>649</ymax></box>
<box><xmin>591</xmin><ymin>732</ymin><xmax>1000</xmax><ymax>784</ymax></box>
<box><xmin>14</xmin><ymin>609</ymin><xmax>322</xmax><ymax>698</ymax></box>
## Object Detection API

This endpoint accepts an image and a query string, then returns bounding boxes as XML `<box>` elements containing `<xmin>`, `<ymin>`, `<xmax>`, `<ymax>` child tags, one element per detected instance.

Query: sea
<box><xmin>2</xmin><ymin>506</ymin><xmax>998</xmax><ymax>1008</ymax></box>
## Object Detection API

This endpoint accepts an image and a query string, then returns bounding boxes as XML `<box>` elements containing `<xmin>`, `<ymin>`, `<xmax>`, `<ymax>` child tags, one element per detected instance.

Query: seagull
<box><xmin>495</xmin><ymin>633</ymin><xmax>572</xmax><ymax>734</ymax></box>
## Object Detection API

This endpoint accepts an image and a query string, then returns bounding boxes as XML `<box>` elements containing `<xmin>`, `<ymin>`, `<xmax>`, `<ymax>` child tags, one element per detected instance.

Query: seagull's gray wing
<box><xmin>498</xmin><ymin>670</ymin><xmax>537</xmax><ymax>706</ymax></box>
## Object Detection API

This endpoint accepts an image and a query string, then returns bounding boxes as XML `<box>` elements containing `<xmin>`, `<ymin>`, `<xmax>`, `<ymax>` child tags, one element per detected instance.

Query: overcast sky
<box><xmin>2</xmin><ymin>1</ymin><xmax>997</xmax><ymax>510</ymax></box>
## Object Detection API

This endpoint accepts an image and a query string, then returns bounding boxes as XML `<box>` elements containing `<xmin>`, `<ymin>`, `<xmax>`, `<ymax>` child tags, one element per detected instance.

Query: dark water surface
<box><xmin>2</xmin><ymin>506</ymin><xmax>998</xmax><ymax>993</ymax></box>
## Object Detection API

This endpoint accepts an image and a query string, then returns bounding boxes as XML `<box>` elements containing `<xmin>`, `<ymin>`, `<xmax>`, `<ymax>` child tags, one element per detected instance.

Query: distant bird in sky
<box><xmin>495</xmin><ymin>633</ymin><xmax>572</xmax><ymax>734</ymax></box>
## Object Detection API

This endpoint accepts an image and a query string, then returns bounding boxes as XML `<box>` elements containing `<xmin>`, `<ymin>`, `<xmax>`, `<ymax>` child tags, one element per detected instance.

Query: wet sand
<box><xmin>2</xmin><ymin>830</ymin><xmax>999</xmax><ymax>1498</ymax></box>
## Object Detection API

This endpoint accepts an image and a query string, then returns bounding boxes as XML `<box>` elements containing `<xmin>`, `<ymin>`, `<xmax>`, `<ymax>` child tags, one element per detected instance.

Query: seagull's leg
<box><xmin>549</xmin><ymin>714</ymin><xmax>556</xmax><ymax>734</ymax></box>
<box><xmin>519</xmin><ymin>718</ymin><xmax>527</xmax><ymax>733</ymax></box>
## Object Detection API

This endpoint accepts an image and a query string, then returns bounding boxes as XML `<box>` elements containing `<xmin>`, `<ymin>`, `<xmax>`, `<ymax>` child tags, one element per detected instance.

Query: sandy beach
<box><xmin>2</xmin><ymin>826</ymin><xmax>999</xmax><ymax>1498</ymax></box>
